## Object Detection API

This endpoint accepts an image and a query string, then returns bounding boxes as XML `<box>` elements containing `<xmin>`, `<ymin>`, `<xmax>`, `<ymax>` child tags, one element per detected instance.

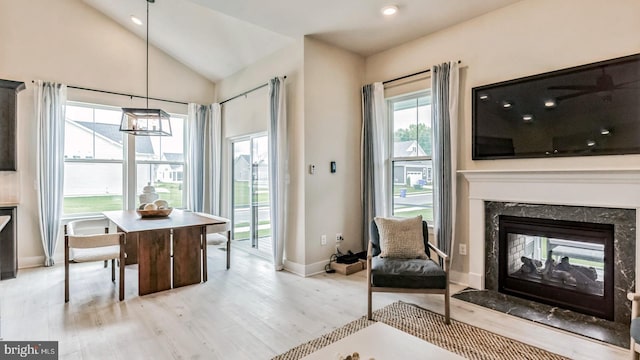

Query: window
<box><xmin>136</xmin><ymin>116</ymin><xmax>185</xmax><ymax>209</ymax></box>
<box><xmin>63</xmin><ymin>102</ymin><xmax>185</xmax><ymax>215</ymax></box>
<box><xmin>387</xmin><ymin>92</ymin><xmax>434</xmax><ymax>222</ymax></box>
<box><xmin>64</xmin><ymin>103</ymin><xmax>124</xmax><ymax>215</ymax></box>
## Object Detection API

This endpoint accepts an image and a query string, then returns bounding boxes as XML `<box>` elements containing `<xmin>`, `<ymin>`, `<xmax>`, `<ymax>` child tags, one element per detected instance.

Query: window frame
<box><xmin>62</xmin><ymin>101</ymin><xmax>186</xmax><ymax>219</ymax></box>
<box><xmin>134</xmin><ymin>114</ymin><xmax>187</xmax><ymax>210</ymax></box>
<box><xmin>386</xmin><ymin>90</ymin><xmax>434</xmax><ymax>223</ymax></box>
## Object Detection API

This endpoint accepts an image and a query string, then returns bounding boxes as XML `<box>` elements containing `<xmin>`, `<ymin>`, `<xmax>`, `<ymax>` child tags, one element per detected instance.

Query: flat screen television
<box><xmin>472</xmin><ymin>53</ymin><xmax>640</xmax><ymax>160</ymax></box>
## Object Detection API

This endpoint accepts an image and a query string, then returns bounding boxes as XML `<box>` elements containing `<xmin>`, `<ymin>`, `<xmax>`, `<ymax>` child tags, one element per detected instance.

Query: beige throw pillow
<box><xmin>374</xmin><ymin>215</ymin><xmax>427</xmax><ymax>259</ymax></box>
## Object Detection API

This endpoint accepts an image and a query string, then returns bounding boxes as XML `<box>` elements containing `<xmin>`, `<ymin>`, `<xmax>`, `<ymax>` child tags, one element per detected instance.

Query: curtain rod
<box><xmin>220</xmin><ymin>75</ymin><xmax>287</xmax><ymax>105</ymax></box>
<box><xmin>31</xmin><ymin>81</ymin><xmax>188</xmax><ymax>106</ymax></box>
<box><xmin>382</xmin><ymin>60</ymin><xmax>461</xmax><ymax>85</ymax></box>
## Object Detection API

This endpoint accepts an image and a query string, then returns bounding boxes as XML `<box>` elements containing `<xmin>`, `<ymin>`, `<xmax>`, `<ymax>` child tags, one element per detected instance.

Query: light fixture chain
<box><xmin>146</xmin><ymin>0</ymin><xmax>149</xmax><ymax>109</ymax></box>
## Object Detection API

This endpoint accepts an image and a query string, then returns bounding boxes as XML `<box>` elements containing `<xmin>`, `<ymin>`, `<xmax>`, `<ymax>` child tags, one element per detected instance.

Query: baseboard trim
<box><xmin>19</xmin><ymin>253</ymin><xmax>65</xmax><ymax>269</ymax></box>
<box><xmin>283</xmin><ymin>259</ymin><xmax>305</xmax><ymax>276</ymax></box>
<box><xmin>19</xmin><ymin>256</ymin><xmax>44</xmax><ymax>269</ymax></box>
<box><xmin>468</xmin><ymin>272</ymin><xmax>484</xmax><ymax>289</ymax></box>
<box><xmin>304</xmin><ymin>260</ymin><xmax>329</xmax><ymax>277</ymax></box>
<box><xmin>283</xmin><ymin>259</ymin><xmax>330</xmax><ymax>277</ymax></box>
<box><xmin>449</xmin><ymin>270</ymin><xmax>469</xmax><ymax>287</ymax></box>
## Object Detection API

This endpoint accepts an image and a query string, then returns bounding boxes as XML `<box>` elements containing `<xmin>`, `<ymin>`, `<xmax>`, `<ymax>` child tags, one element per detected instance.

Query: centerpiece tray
<box><xmin>136</xmin><ymin>208</ymin><xmax>173</xmax><ymax>218</ymax></box>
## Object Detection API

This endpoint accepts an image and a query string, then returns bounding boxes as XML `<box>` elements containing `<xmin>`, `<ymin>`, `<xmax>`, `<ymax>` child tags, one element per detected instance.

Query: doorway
<box><xmin>231</xmin><ymin>134</ymin><xmax>271</xmax><ymax>257</ymax></box>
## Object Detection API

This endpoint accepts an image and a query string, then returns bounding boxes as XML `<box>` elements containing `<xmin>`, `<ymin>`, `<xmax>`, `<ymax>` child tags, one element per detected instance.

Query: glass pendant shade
<box><xmin>120</xmin><ymin>108</ymin><xmax>172</xmax><ymax>136</ymax></box>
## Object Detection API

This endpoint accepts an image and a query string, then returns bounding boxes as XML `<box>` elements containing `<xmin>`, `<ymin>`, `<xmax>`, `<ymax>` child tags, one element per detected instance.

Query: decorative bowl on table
<box><xmin>136</xmin><ymin>207</ymin><xmax>173</xmax><ymax>218</ymax></box>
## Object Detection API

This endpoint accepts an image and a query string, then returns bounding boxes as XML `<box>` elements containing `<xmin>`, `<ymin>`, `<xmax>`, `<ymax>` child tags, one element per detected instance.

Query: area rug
<box><xmin>272</xmin><ymin>301</ymin><xmax>568</xmax><ymax>360</ymax></box>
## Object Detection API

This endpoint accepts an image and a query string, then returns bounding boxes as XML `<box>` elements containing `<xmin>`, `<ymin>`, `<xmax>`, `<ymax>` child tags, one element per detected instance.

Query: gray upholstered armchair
<box><xmin>367</xmin><ymin>217</ymin><xmax>450</xmax><ymax>324</ymax></box>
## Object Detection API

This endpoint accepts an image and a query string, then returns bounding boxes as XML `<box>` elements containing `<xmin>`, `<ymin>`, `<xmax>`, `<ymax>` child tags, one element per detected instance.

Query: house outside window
<box><xmin>136</xmin><ymin>129</ymin><xmax>185</xmax><ymax>209</ymax></box>
<box><xmin>387</xmin><ymin>92</ymin><xmax>434</xmax><ymax>222</ymax></box>
<box><xmin>63</xmin><ymin>102</ymin><xmax>185</xmax><ymax>215</ymax></box>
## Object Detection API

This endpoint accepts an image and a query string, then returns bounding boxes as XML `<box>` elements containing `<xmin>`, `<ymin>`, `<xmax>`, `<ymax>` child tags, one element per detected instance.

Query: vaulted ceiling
<box><xmin>83</xmin><ymin>0</ymin><xmax>522</xmax><ymax>82</ymax></box>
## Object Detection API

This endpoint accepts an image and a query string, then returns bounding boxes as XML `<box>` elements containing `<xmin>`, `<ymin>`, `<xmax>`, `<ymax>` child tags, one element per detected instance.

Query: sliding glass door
<box><xmin>231</xmin><ymin>134</ymin><xmax>271</xmax><ymax>257</ymax></box>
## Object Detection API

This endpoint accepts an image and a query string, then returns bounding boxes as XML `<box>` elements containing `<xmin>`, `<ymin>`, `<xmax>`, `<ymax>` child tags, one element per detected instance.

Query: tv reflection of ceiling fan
<box><xmin>548</xmin><ymin>67</ymin><xmax>639</xmax><ymax>102</ymax></box>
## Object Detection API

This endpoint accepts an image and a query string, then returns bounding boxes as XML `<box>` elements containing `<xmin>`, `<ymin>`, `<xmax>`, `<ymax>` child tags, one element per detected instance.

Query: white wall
<box><xmin>303</xmin><ymin>37</ymin><xmax>365</xmax><ymax>270</ymax></box>
<box><xmin>216</xmin><ymin>40</ymin><xmax>306</xmax><ymax>267</ymax></box>
<box><xmin>0</xmin><ymin>0</ymin><xmax>215</xmax><ymax>267</ymax></box>
<box><xmin>216</xmin><ymin>37</ymin><xmax>365</xmax><ymax>275</ymax></box>
<box><xmin>365</xmin><ymin>0</ymin><xmax>640</xmax><ymax>276</ymax></box>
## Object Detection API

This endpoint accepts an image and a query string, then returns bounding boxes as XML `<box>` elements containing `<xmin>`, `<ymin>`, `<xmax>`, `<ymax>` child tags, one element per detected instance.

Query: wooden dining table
<box><xmin>103</xmin><ymin>209</ymin><xmax>228</xmax><ymax>296</ymax></box>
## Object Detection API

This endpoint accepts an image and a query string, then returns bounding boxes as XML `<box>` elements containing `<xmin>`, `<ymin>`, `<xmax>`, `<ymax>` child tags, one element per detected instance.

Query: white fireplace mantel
<box><xmin>459</xmin><ymin>168</ymin><xmax>640</xmax><ymax>289</ymax></box>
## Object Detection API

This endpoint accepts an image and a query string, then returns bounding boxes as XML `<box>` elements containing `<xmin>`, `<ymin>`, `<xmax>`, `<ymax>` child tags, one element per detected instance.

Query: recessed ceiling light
<box><xmin>381</xmin><ymin>5</ymin><xmax>398</xmax><ymax>16</ymax></box>
<box><xmin>522</xmin><ymin>114</ymin><xmax>533</xmax><ymax>122</ymax></box>
<box><xmin>544</xmin><ymin>99</ymin><xmax>556</xmax><ymax>108</ymax></box>
<box><xmin>131</xmin><ymin>15</ymin><xmax>143</xmax><ymax>26</ymax></box>
<box><xmin>587</xmin><ymin>140</ymin><xmax>596</xmax><ymax>147</ymax></box>
<box><xmin>502</xmin><ymin>101</ymin><xmax>512</xmax><ymax>108</ymax></box>
<box><xmin>479</xmin><ymin>94</ymin><xmax>489</xmax><ymax>101</ymax></box>
<box><xmin>600</xmin><ymin>128</ymin><xmax>610</xmax><ymax>135</ymax></box>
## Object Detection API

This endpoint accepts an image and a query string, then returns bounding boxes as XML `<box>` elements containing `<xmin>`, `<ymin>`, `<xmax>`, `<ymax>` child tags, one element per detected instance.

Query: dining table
<box><xmin>103</xmin><ymin>209</ymin><xmax>229</xmax><ymax>296</ymax></box>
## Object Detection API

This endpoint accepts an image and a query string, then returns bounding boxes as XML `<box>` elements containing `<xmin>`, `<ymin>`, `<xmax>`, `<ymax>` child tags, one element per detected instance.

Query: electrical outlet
<box><xmin>336</xmin><ymin>233</ymin><xmax>343</xmax><ymax>242</ymax></box>
<box><xmin>459</xmin><ymin>243</ymin><xmax>467</xmax><ymax>256</ymax></box>
<box><xmin>321</xmin><ymin>235</ymin><xmax>327</xmax><ymax>246</ymax></box>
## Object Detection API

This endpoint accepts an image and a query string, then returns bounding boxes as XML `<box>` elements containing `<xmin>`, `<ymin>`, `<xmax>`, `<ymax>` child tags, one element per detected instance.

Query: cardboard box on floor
<box><xmin>330</xmin><ymin>261</ymin><xmax>363</xmax><ymax>275</ymax></box>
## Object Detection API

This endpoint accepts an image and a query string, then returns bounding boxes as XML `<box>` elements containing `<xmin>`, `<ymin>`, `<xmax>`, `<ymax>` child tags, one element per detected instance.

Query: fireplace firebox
<box><xmin>498</xmin><ymin>215</ymin><xmax>614</xmax><ymax>320</ymax></box>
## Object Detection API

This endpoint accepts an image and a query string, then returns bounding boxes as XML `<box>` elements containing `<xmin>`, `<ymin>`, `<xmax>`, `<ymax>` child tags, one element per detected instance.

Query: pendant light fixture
<box><xmin>120</xmin><ymin>0</ymin><xmax>172</xmax><ymax>136</ymax></box>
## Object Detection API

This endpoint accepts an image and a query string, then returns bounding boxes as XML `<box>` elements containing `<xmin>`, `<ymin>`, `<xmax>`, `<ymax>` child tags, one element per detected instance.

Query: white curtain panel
<box><xmin>268</xmin><ymin>77</ymin><xmax>288</xmax><ymax>270</ymax></box>
<box><xmin>431</xmin><ymin>62</ymin><xmax>459</xmax><ymax>259</ymax></box>
<box><xmin>361</xmin><ymin>82</ymin><xmax>388</xmax><ymax>250</ymax></box>
<box><xmin>186</xmin><ymin>103</ymin><xmax>221</xmax><ymax>214</ymax></box>
<box><xmin>210</xmin><ymin>103</ymin><xmax>222</xmax><ymax>215</ymax></box>
<box><xmin>35</xmin><ymin>80</ymin><xmax>67</xmax><ymax>266</ymax></box>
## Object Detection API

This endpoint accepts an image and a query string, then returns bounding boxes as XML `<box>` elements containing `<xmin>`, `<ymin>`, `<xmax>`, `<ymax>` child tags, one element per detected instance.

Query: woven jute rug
<box><xmin>272</xmin><ymin>301</ymin><xmax>569</xmax><ymax>360</ymax></box>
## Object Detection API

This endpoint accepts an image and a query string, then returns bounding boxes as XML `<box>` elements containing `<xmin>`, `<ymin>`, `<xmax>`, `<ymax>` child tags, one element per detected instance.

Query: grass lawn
<box><xmin>234</xmin><ymin>180</ymin><xmax>269</xmax><ymax>207</ymax></box>
<box><xmin>154</xmin><ymin>182</ymin><xmax>183</xmax><ymax>208</ymax></box>
<box><xmin>393</xmin><ymin>207</ymin><xmax>434</xmax><ymax>222</ymax></box>
<box><xmin>64</xmin><ymin>195</ymin><xmax>123</xmax><ymax>214</ymax></box>
<box><xmin>233</xmin><ymin>229</ymin><xmax>271</xmax><ymax>240</ymax></box>
<box><xmin>233</xmin><ymin>219</ymin><xmax>271</xmax><ymax>240</ymax></box>
<box><xmin>393</xmin><ymin>185</ymin><xmax>433</xmax><ymax>196</ymax></box>
<box><xmin>64</xmin><ymin>182</ymin><xmax>183</xmax><ymax>214</ymax></box>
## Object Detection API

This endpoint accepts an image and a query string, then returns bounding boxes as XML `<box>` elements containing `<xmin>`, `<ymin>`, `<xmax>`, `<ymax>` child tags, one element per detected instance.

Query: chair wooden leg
<box><xmin>444</xmin><ymin>288</ymin><xmax>451</xmax><ymax>325</ymax></box>
<box><xmin>226</xmin><ymin>230</ymin><xmax>231</xmax><ymax>270</ymax></box>
<box><xmin>367</xmin><ymin>254</ymin><xmax>373</xmax><ymax>320</ymax></box>
<box><xmin>111</xmin><ymin>259</ymin><xmax>115</xmax><ymax>282</ymax></box>
<box><xmin>632</xmin><ymin>341</ymin><xmax>638</xmax><ymax>360</ymax></box>
<box><xmin>119</xmin><ymin>234</ymin><xmax>125</xmax><ymax>301</ymax></box>
<box><xmin>367</xmin><ymin>289</ymin><xmax>372</xmax><ymax>320</ymax></box>
<box><xmin>104</xmin><ymin>260</ymin><xmax>108</xmax><ymax>268</ymax></box>
<box><xmin>65</xmin><ymin>236</ymin><xmax>70</xmax><ymax>303</ymax></box>
<box><xmin>202</xmin><ymin>227</ymin><xmax>207</xmax><ymax>282</ymax></box>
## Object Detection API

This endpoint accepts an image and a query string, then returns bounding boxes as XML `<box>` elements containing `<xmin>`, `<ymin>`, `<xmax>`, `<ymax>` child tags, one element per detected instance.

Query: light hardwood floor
<box><xmin>0</xmin><ymin>246</ymin><xmax>628</xmax><ymax>359</ymax></box>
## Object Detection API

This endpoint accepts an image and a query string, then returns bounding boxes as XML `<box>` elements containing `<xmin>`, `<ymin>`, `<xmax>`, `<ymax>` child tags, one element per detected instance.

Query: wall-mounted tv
<box><xmin>472</xmin><ymin>53</ymin><xmax>640</xmax><ymax>160</ymax></box>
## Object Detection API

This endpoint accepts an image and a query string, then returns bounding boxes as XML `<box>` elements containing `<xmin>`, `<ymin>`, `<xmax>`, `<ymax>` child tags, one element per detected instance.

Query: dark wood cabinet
<box><xmin>0</xmin><ymin>206</ymin><xmax>17</xmax><ymax>279</ymax></box>
<box><xmin>0</xmin><ymin>79</ymin><xmax>25</xmax><ymax>171</ymax></box>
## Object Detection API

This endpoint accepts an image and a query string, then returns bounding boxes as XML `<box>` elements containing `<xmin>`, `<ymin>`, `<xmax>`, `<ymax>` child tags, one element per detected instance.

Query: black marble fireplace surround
<box><xmin>453</xmin><ymin>202</ymin><xmax>636</xmax><ymax>348</ymax></box>
<box><xmin>449</xmin><ymin>202</ymin><xmax>635</xmax><ymax>347</ymax></box>
<box><xmin>485</xmin><ymin>202</ymin><xmax>636</xmax><ymax>324</ymax></box>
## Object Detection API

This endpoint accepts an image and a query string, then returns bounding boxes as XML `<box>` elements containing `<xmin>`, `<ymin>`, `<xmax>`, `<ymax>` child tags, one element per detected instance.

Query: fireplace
<box><xmin>460</xmin><ymin>169</ymin><xmax>639</xmax><ymax>326</ymax></box>
<box><xmin>498</xmin><ymin>215</ymin><xmax>614</xmax><ymax>320</ymax></box>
